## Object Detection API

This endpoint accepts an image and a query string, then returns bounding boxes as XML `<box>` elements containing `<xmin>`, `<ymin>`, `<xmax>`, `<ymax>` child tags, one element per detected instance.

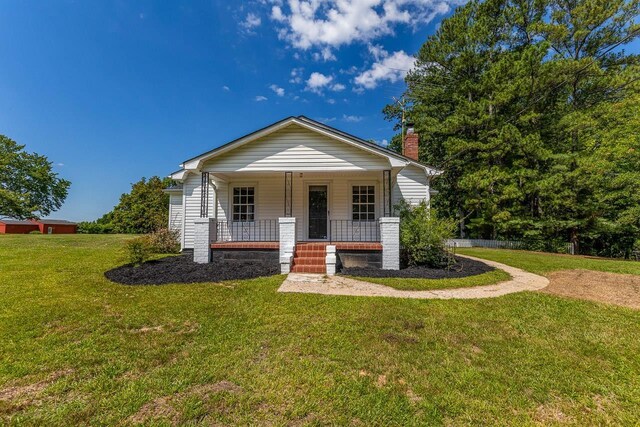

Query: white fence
<box><xmin>446</xmin><ymin>239</ymin><xmax>575</xmax><ymax>255</ymax></box>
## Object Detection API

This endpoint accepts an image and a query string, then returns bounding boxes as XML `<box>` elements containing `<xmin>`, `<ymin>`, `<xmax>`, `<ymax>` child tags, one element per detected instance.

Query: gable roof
<box><xmin>0</xmin><ymin>219</ymin><xmax>35</xmax><ymax>225</ymax></box>
<box><xmin>177</xmin><ymin>116</ymin><xmax>441</xmax><ymax>176</ymax></box>
<box><xmin>0</xmin><ymin>219</ymin><xmax>76</xmax><ymax>225</ymax></box>
<box><xmin>37</xmin><ymin>219</ymin><xmax>76</xmax><ymax>225</ymax></box>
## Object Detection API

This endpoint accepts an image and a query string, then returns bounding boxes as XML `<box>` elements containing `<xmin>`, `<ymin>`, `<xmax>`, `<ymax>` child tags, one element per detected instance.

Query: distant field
<box><xmin>1</xmin><ymin>235</ymin><xmax>639</xmax><ymax>425</ymax></box>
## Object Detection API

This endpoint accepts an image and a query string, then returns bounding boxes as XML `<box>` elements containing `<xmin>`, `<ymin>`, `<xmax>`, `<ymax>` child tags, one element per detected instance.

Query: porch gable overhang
<box><xmin>178</xmin><ymin>116</ymin><xmax>441</xmax><ymax>176</ymax></box>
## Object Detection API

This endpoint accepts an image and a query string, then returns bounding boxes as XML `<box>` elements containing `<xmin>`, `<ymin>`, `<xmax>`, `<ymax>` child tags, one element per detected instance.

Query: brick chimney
<box><xmin>403</xmin><ymin>122</ymin><xmax>419</xmax><ymax>161</ymax></box>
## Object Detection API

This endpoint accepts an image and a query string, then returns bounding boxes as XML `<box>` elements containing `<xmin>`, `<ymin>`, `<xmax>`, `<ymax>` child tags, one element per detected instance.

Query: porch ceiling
<box><xmin>208</xmin><ymin>169</ymin><xmax>401</xmax><ymax>182</ymax></box>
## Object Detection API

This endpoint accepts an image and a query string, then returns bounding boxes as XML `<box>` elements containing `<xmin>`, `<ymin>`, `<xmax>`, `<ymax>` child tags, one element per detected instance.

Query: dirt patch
<box><xmin>534</xmin><ymin>397</ymin><xmax>575</xmax><ymax>424</ymax></box>
<box><xmin>129</xmin><ymin>380</ymin><xmax>243</xmax><ymax>425</ymax></box>
<box><xmin>382</xmin><ymin>332</ymin><xmax>419</xmax><ymax>345</ymax></box>
<box><xmin>130</xmin><ymin>325</ymin><xmax>164</xmax><ymax>334</ymax></box>
<box><xmin>0</xmin><ymin>369</ymin><xmax>74</xmax><ymax>403</ymax></box>
<box><xmin>340</xmin><ymin>256</ymin><xmax>494</xmax><ymax>279</ymax></box>
<box><xmin>105</xmin><ymin>254</ymin><xmax>279</xmax><ymax>285</ymax></box>
<box><xmin>542</xmin><ymin>269</ymin><xmax>640</xmax><ymax>309</ymax></box>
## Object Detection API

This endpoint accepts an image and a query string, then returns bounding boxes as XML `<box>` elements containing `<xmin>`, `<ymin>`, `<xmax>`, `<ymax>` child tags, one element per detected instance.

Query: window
<box><xmin>352</xmin><ymin>185</ymin><xmax>375</xmax><ymax>221</ymax></box>
<box><xmin>232</xmin><ymin>186</ymin><xmax>255</xmax><ymax>222</ymax></box>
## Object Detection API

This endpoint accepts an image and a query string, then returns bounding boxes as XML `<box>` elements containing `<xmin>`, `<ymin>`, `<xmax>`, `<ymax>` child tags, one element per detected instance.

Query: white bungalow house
<box><xmin>165</xmin><ymin>116</ymin><xmax>439</xmax><ymax>275</ymax></box>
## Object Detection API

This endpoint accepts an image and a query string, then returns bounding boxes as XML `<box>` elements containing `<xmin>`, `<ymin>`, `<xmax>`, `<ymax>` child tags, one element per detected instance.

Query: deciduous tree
<box><xmin>0</xmin><ymin>135</ymin><xmax>70</xmax><ymax>219</ymax></box>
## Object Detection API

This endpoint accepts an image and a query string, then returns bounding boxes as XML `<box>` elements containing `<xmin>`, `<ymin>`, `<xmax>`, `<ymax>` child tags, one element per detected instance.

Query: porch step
<box><xmin>291</xmin><ymin>243</ymin><xmax>327</xmax><ymax>274</ymax></box>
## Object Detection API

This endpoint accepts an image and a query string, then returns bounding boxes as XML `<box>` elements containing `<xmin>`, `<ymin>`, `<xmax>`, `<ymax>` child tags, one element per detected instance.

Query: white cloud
<box><xmin>271</xmin><ymin>5</ymin><xmax>286</xmax><ymax>22</ymax></box>
<box><xmin>56</xmin><ymin>162</ymin><xmax>65</xmax><ymax>167</ymax></box>
<box><xmin>255</xmin><ymin>95</ymin><xmax>268</xmax><ymax>102</ymax></box>
<box><xmin>354</xmin><ymin>48</ymin><xmax>416</xmax><ymax>89</ymax></box>
<box><xmin>331</xmin><ymin>83</ymin><xmax>345</xmax><ymax>91</ymax></box>
<box><xmin>289</xmin><ymin>67</ymin><xmax>304</xmax><ymax>84</ymax></box>
<box><xmin>326</xmin><ymin>98</ymin><xmax>336</xmax><ymax>104</ymax></box>
<box><xmin>306</xmin><ymin>72</ymin><xmax>333</xmax><ymax>94</ymax></box>
<box><xmin>318</xmin><ymin>117</ymin><xmax>336</xmax><ymax>123</ymax></box>
<box><xmin>222</xmin><ymin>85</ymin><xmax>230</xmax><ymax>91</ymax></box>
<box><xmin>342</xmin><ymin>114</ymin><xmax>363</xmax><ymax>122</ymax></box>
<box><xmin>240</xmin><ymin>13</ymin><xmax>262</xmax><ymax>32</ymax></box>
<box><xmin>269</xmin><ymin>84</ymin><xmax>285</xmax><ymax>96</ymax></box>
<box><xmin>312</xmin><ymin>47</ymin><xmax>337</xmax><ymax>61</ymax></box>
<box><xmin>377</xmin><ymin>139</ymin><xmax>389</xmax><ymax>147</ymax></box>
<box><xmin>271</xmin><ymin>0</ymin><xmax>454</xmax><ymax>53</ymax></box>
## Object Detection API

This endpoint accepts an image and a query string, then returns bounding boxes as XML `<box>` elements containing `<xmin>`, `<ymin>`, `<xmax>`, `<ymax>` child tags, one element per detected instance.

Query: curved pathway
<box><xmin>278</xmin><ymin>254</ymin><xmax>549</xmax><ymax>299</ymax></box>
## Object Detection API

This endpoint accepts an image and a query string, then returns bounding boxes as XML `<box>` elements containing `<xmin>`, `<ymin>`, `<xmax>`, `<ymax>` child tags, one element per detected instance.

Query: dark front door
<box><xmin>308</xmin><ymin>185</ymin><xmax>328</xmax><ymax>239</ymax></box>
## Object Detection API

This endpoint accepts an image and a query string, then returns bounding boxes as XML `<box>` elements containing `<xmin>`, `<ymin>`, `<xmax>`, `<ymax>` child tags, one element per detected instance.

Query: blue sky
<box><xmin>2</xmin><ymin>1</ymin><xmax>637</xmax><ymax>221</ymax></box>
<box><xmin>0</xmin><ymin>0</ymin><xmax>454</xmax><ymax>221</ymax></box>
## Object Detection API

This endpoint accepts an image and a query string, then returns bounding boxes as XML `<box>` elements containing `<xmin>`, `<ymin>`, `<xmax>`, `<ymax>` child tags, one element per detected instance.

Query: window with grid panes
<box><xmin>232</xmin><ymin>187</ymin><xmax>255</xmax><ymax>222</ymax></box>
<box><xmin>352</xmin><ymin>185</ymin><xmax>375</xmax><ymax>221</ymax></box>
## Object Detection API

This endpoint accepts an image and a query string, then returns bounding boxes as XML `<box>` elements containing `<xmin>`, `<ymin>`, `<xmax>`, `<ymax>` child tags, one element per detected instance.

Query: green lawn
<box><xmin>457</xmin><ymin>247</ymin><xmax>640</xmax><ymax>275</ymax></box>
<box><xmin>1</xmin><ymin>235</ymin><xmax>640</xmax><ymax>425</ymax></box>
<box><xmin>351</xmin><ymin>269</ymin><xmax>511</xmax><ymax>291</ymax></box>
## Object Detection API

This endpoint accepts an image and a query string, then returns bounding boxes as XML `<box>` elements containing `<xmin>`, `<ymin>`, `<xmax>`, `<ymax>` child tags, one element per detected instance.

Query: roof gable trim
<box><xmin>181</xmin><ymin>117</ymin><xmax>412</xmax><ymax>171</ymax></box>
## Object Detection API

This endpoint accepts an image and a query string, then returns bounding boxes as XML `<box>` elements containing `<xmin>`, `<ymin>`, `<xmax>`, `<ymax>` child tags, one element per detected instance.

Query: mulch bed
<box><xmin>105</xmin><ymin>254</ymin><xmax>280</xmax><ymax>285</ymax></box>
<box><xmin>340</xmin><ymin>256</ymin><xmax>494</xmax><ymax>279</ymax></box>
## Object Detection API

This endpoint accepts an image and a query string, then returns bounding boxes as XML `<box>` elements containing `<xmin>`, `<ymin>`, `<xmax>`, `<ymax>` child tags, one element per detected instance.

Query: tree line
<box><xmin>384</xmin><ymin>0</ymin><xmax>640</xmax><ymax>257</ymax></box>
<box><xmin>78</xmin><ymin>176</ymin><xmax>173</xmax><ymax>234</ymax></box>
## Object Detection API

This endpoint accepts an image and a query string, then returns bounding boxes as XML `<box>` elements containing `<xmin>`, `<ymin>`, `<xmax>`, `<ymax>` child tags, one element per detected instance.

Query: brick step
<box><xmin>296</xmin><ymin>243</ymin><xmax>328</xmax><ymax>250</ymax></box>
<box><xmin>294</xmin><ymin>250</ymin><xmax>326</xmax><ymax>257</ymax></box>
<box><xmin>292</xmin><ymin>257</ymin><xmax>325</xmax><ymax>266</ymax></box>
<box><xmin>291</xmin><ymin>265</ymin><xmax>326</xmax><ymax>273</ymax></box>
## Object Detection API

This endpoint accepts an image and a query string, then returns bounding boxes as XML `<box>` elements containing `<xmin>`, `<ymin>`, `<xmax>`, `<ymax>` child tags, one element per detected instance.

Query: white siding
<box><xmin>206</xmin><ymin>172</ymin><xmax>383</xmax><ymax>241</ymax></box>
<box><xmin>392</xmin><ymin>164</ymin><xmax>430</xmax><ymax>207</ymax></box>
<box><xmin>202</xmin><ymin>124</ymin><xmax>390</xmax><ymax>172</ymax></box>
<box><xmin>168</xmin><ymin>194</ymin><xmax>183</xmax><ymax>239</ymax></box>
<box><xmin>182</xmin><ymin>173</ymin><xmax>216</xmax><ymax>249</ymax></box>
<box><xmin>181</xmin><ymin>167</ymin><xmax>431</xmax><ymax>248</ymax></box>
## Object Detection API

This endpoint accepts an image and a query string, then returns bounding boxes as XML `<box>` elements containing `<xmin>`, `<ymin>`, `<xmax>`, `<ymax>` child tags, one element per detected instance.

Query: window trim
<box><xmin>229</xmin><ymin>182</ymin><xmax>258</xmax><ymax>223</ymax></box>
<box><xmin>348</xmin><ymin>181</ymin><xmax>378</xmax><ymax>222</ymax></box>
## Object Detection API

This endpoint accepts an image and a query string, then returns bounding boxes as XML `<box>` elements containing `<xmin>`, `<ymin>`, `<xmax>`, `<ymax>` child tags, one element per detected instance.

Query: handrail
<box><xmin>216</xmin><ymin>219</ymin><xmax>279</xmax><ymax>242</ymax></box>
<box><xmin>329</xmin><ymin>220</ymin><xmax>380</xmax><ymax>243</ymax></box>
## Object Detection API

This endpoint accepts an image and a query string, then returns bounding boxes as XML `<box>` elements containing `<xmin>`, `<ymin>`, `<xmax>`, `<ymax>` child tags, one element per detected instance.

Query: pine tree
<box><xmin>385</xmin><ymin>0</ymin><xmax>640</xmax><ymax>255</ymax></box>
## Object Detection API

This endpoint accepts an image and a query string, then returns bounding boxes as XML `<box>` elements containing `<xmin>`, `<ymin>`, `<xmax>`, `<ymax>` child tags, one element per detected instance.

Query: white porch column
<box><xmin>279</xmin><ymin>217</ymin><xmax>296</xmax><ymax>274</ymax></box>
<box><xmin>194</xmin><ymin>218</ymin><xmax>216</xmax><ymax>264</ymax></box>
<box><xmin>379</xmin><ymin>217</ymin><xmax>400</xmax><ymax>270</ymax></box>
<box><xmin>325</xmin><ymin>245</ymin><xmax>337</xmax><ymax>276</ymax></box>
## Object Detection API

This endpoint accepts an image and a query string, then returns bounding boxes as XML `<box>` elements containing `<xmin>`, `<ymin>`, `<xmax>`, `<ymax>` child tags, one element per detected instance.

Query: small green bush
<box><xmin>28</xmin><ymin>230</ymin><xmax>41</xmax><ymax>234</ymax></box>
<box><xmin>396</xmin><ymin>201</ymin><xmax>456</xmax><ymax>268</ymax></box>
<box><xmin>125</xmin><ymin>236</ymin><xmax>153</xmax><ymax>266</ymax></box>
<box><xmin>148</xmin><ymin>228</ymin><xmax>181</xmax><ymax>253</ymax></box>
<box><xmin>77</xmin><ymin>221</ymin><xmax>114</xmax><ymax>234</ymax></box>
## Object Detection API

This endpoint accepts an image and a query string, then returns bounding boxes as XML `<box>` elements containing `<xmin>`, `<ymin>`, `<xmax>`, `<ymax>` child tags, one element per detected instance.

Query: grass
<box><xmin>352</xmin><ymin>269</ymin><xmax>511</xmax><ymax>291</ymax></box>
<box><xmin>457</xmin><ymin>247</ymin><xmax>640</xmax><ymax>275</ymax></box>
<box><xmin>1</xmin><ymin>235</ymin><xmax>640</xmax><ymax>425</ymax></box>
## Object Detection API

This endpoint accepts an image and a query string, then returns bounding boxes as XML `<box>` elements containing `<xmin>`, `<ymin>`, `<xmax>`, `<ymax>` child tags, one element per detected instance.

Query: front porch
<box><xmin>209</xmin><ymin>240</ymin><xmax>384</xmax><ymax>274</ymax></box>
<box><xmin>195</xmin><ymin>215</ymin><xmax>398</xmax><ymax>274</ymax></box>
<box><xmin>191</xmin><ymin>170</ymin><xmax>400</xmax><ymax>274</ymax></box>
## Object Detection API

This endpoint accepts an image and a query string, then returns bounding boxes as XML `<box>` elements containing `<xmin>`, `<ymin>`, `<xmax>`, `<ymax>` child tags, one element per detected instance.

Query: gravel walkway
<box><xmin>278</xmin><ymin>255</ymin><xmax>549</xmax><ymax>299</ymax></box>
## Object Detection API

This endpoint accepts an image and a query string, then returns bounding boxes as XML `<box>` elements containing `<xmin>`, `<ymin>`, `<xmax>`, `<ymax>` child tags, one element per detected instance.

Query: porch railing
<box><xmin>216</xmin><ymin>220</ymin><xmax>279</xmax><ymax>242</ymax></box>
<box><xmin>329</xmin><ymin>220</ymin><xmax>380</xmax><ymax>243</ymax></box>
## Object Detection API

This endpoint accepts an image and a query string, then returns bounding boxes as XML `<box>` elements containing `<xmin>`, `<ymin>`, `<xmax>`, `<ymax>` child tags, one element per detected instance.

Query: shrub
<box><xmin>396</xmin><ymin>201</ymin><xmax>456</xmax><ymax>268</ymax></box>
<box><xmin>125</xmin><ymin>236</ymin><xmax>153</xmax><ymax>266</ymax></box>
<box><xmin>148</xmin><ymin>228</ymin><xmax>181</xmax><ymax>253</ymax></box>
<box><xmin>28</xmin><ymin>230</ymin><xmax>41</xmax><ymax>234</ymax></box>
<box><xmin>77</xmin><ymin>221</ymin><xmax>114</xmax><ymax>234</ymax></box>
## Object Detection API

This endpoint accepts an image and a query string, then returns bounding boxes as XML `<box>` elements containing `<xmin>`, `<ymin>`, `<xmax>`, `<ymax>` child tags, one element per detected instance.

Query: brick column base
<box><xmin>326</xmin><ymin>245</ymin><xmax>336</xmax><ymax>276</ymax></box>
<box><xmin>194</xmin><ymin>218</ymin><xmax>216</xmax><ymax>264</ymax></box>
<box><xmin>279</xmin><ymin>217</ymin><xmax>296</xmax><ymax>274</ymax></box>
<box><xmin>379</xmin><ymin>217</ymin><xmax>400</xmax><ymax>270</ymax></box>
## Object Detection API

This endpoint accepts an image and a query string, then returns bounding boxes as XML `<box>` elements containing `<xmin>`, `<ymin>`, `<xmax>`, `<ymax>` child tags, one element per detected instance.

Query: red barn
<box><xmin>0</xmin><ymin>219</ymin><xmax>40</xmax><ymax>234</ymax></box>
<box><xmin>33</xmin><ymin>219</ymin><xmax>77</xmax><ymax>234</ymax></box>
